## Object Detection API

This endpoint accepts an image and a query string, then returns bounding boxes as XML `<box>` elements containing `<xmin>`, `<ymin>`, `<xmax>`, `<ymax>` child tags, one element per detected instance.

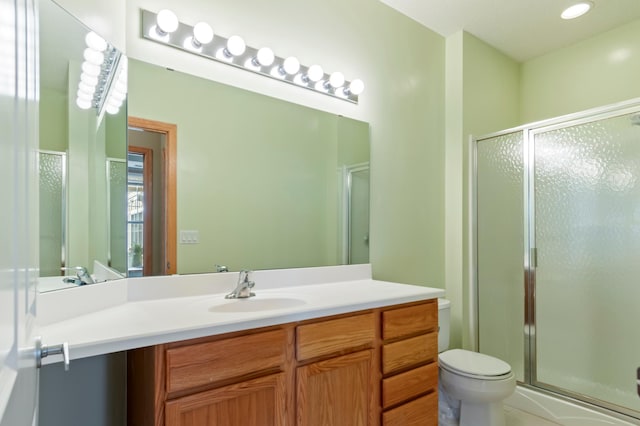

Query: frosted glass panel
<box><xmin>39</xmin><ymin>152</ymin><xmax>65</xmax><ymax>276</ymax></box>
<box><xmin>534</xmin><ymin>112</ymin><xmax>640</xmax><ymax>412</ymax></box>
<box><xmin>349</xmin><ymin>168</ymin><xmax>370</xmax><ymax>265</ymax></box>
<box><xmin>108</xmin><ymin>159</ymin><xmax>127</xmax><ymax>274</ymax></box>
<box><xmin>477</xmin><ymin>131</ymin><xmax>525</xmax><ymax>381</ymax></box>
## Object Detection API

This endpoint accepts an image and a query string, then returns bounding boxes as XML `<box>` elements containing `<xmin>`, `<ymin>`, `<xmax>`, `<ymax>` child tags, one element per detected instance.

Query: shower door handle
<box><xmin>637</xmin><ymin>367</ymin><xmax>640</xmax><ymax>398</ymax></box>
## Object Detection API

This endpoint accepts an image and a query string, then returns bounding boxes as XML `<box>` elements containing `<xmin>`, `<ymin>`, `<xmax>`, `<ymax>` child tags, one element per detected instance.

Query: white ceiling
<box><xmin>379</xmin><ymin>0</ymin><xmax>640</xmax><ymax>62</ymax></box>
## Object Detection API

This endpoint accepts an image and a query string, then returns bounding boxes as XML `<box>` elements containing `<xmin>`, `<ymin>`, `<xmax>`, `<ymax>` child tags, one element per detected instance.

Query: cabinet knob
<box><xmin>35</xmin><ymin>337</ymin><xmax>70</xmax><ymax>371</ymax></box>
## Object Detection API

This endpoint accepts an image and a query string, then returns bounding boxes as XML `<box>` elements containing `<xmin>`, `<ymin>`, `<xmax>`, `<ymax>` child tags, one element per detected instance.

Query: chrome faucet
<box><xmin>61</xmin><ymin>266</ymin><xmax>95</xmax><ymax>285</ymax></box>
<box><xmin>225</xmin><ymin>269</ymin><xmax>255</xmax><ymax>299</ymax></box>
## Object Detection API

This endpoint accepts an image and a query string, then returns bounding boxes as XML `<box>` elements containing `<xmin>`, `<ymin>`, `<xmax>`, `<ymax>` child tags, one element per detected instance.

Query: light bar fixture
<box><xmin>140</xmin><ymin>9</ymin><xmax>365</xmax><ymax>103</ymax></box>
<box><xmin>75</xmin><ymin>31</ymin><xmax>128</xmax><ymax>117</ymax></box>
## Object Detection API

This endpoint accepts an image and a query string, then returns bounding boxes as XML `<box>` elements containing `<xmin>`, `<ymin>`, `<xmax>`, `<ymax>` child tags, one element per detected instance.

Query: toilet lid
<box><xmin>439</xmin><ymin>349</ymin><xmax>512</xmax><ymax>380</ymax></box>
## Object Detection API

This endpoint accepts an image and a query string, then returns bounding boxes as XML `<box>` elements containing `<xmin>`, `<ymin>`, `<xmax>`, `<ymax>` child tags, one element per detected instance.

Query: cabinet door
<box><xmin>297</xmin><ymin>350</ymin><xmax>374</xmax><ymax>426</ymax></box>
<box><xmin>165</xmin><ymin>373</ymin><xmax>286</xmax><ymax>426</ymax></box>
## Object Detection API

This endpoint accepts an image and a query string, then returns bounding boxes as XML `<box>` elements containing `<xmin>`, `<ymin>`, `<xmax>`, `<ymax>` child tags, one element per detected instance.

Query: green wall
<box><xmin>521</xmin><ymin>19</ymin><xmax>640</xmax><ymax>123</ymax></box>
<box><xmin>446</xmin><ymin>32</ymin><xmax>521</xmax><ymax>349</ymax></box>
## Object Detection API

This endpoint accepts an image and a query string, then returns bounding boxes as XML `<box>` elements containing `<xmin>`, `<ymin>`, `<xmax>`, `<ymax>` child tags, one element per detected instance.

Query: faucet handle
<box><xmin>238</xmin><ymin>269</ymin><xmax>252</xmax><ymax>282</ymax></box>
<box><xmin>61</xmin><ymin>266</ymin><xmax>95</xmax><ymax>284</ymax></box>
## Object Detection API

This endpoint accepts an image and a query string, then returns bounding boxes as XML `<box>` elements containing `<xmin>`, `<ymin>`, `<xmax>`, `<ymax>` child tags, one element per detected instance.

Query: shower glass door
<box><xmin>476</xmin><ymin>131</ymin><xmax>525</xmax><ymax>382</ymax></box>
<box><xmin>531</xmin><ymin>110</ymin><xmax>640</xmax><ymax>414</ymax></box>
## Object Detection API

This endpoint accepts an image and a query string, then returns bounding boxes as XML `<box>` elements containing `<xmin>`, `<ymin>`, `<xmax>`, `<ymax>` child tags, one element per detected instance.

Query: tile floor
<box><xmin>505</xmin><ymin>406</ymin><xmax>562</xmax><ymax>425</ymax></box>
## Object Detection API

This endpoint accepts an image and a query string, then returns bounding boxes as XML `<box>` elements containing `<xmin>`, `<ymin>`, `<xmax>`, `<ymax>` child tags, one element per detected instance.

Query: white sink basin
<box><xmin>208</xmin><ymin>297</ymin><xmax>307</xmax><ymax>313</ymax></box>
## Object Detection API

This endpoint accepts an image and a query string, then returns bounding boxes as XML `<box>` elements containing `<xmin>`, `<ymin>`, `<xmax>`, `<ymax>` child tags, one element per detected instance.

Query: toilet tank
<box><xmin>438</xmin><ymin>298</ymin><xmax>450</xmax><ymax>353</ymax></box>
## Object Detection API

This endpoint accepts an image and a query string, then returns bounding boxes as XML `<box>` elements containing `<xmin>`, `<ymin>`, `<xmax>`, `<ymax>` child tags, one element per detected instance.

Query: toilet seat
<box><xmin>439</xmin><ymin>349</ymin><xmax>512</xmax><ymax>381</ymax></box>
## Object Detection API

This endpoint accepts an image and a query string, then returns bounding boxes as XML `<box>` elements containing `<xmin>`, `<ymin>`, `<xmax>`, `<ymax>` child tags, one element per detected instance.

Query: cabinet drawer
<box><xmin>296</xmin><ymin>313</ymin><xmax>375</xmax><ymax>361</ymax></box>
<box><xmin>382</xmin><ymin>332</ymin><xmax>437</xmax><ymax>375</ymax></box>
<box><xmin>166</xmin><ymin>329</ymin><xmax>287</xmax><ymax>394</ymax></box>
<box><xmin>382</xmin><ymin>362</ymin><xmax>438</xmax><ymax>408</ymax></box>
<box><xmin>382</xmin><ymin>392</ymin><xmax>437</xmax><ymax>426</ymax></box>
<box><xmin>382</xmin><ymin>300</ymin><xmax>437</xmax><ymax>341</ymax></box>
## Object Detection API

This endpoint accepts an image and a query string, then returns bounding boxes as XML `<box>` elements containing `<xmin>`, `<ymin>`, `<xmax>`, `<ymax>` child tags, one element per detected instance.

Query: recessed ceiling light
<box><xmin>561</xmin><ymin>2</ymin><xmax>594</xmax><ymax>20</ymax></box>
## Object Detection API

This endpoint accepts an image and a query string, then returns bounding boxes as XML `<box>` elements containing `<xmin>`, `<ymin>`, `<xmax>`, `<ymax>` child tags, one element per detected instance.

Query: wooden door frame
<box><xmin>127</xmin><ymin>146</ymin><xmax>153</xmax><ymax>276</ymax></box>
<box><xmin>128</xmin><ymin>117</ymin><xmax>177</xmax><ymax>275</ymax></box>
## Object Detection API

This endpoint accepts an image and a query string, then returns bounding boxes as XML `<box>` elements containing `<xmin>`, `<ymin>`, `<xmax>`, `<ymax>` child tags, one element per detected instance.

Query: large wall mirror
<box><xmin>38</xmin><ymin>0</ymin><xmax>370</xmax><ymax>292</ymax></box>
<box><xmin>127</xmin><ymin>59</ymin><xmax>370</xmax><ymax>276</ymax></box>
<box><xmin>39</xmin><ymin>0</ymin><xmax>128</xmax><ymax>292</ymax></box>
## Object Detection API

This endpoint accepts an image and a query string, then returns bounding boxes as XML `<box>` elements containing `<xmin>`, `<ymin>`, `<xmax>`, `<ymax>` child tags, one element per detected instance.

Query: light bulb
<box><xmin>329</xmin><ymin>72</ymin><xmax>345</xmax><ymax>88</ymax></box>
<box><xmin>85</xmin><ymin>31</ymin><xmax>107</xmax><ymax>51</ymax></box>
<box><xmin>76</xmin><ymin>98</ymin><xmax>92</xmax><ymax>110</ymax></box>
<box><xmin>561</xmin><ymin>2</ymin><xmax>593</xmax><ymax>19</ymax></box>
<box><xmin>283</xmin><ymin>56</ymin><xmax>300</xmax><ymax>75</ymax></box>
<box><xmin>256</xmin><ymin>47</ymin><xmax>275</xmax><ymax>66</ymax></box>
<box><xmin>110</xmin><ymin>90</ymin><xmax>126</xmax><ymax>103</ymax></box>
<box><xmin>347</xmin><ymin>79</ymin><xmax>365</xmax><ymax>95</ymax></box>
<box><xmin>78</xmin><ymin>81</ymin><xmax>95</xmax><ymax>95</ymax></box>
<box><xmin>83</xmin><ymin>48</ymin><xmax>104</xmax><ymax>66</ymax></box>
<box><xmin>193</xmin><ymin>22</ymin><xmax>214</xmax><ymax>45</ymax></box>
<box><xmin>107</xmin><ymin>97</ymin><xmax>123</xmax><ymax>108</ymax></box>
<box><xmin>114</xmin><ymin>80</ymin><xmax>127</xmax><ymax>94</ymax></box>
<box><xmin>226</xmin><ymin>35</ymin><xmax>246</xmax><ymax>56</ymax></box>
<box><xmin>307</xmin><ymin>65</ymin><xmax>324</xmax><ymax>82</ymax></box>
<box><xmin>106</xmin><ymin>104</ymin><xmax>120</xmax><ymax>115</ymax></box>
<box><xmin>118</xmin><ymin>55</ymin><xmax>128</xmax><ymax>71</ymax></box>
<box><xmin>156</xmin><ymin>9</ymin><xmax>179</xmax><ymax>34</ymax></box>
<box><xmin>82</xmin><ymin>62</ymin><xmax>101</xmax><ymax>77</ymax></box>
<box><xmin>80</xmin><ymin>73</ymin><xmax>98</xmax><ymax>86</ymax></box>
<box><xmin>77</xmin><ymin>89</ymin><xmax>93</xmax><ymax>101</ymax></box>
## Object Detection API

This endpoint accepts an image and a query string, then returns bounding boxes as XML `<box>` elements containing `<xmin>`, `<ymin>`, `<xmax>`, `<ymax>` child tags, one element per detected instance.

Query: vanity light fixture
<box><xmin>75</xmin><ymin>31</ymin><xmax>127</xmax><ymax>118</ymax></box>
<box><xmin>561</xmin><ymin>2</ymin><xmax>593</xmax><ymax>20</ymax></box>
<box><xmin>140</xmin><ymin>9</ymin><xmax>364</xmax><ymax>103</ymax></box>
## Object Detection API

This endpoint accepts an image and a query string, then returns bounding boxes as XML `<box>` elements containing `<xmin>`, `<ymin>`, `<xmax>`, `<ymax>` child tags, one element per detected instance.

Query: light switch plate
<box><xmin>180</xmin><ymin>230</ymin><xmax>199</xmax><ymax>244</ymax></box>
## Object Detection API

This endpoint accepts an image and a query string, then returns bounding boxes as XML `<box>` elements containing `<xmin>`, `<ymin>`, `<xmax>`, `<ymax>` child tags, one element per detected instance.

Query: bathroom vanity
<box><xmin>38</xmin><ymin>265</ymin><xmax>444</xmax><ymax>426</ymax></box>
<box><xmin>128</xmin><ymin>299</ymin><xmax>438</xmax><ymax>425</ymax></box>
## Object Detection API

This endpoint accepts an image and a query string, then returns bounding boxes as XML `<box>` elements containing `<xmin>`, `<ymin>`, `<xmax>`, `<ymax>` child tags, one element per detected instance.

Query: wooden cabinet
<box><xmin>128</xmin><ymin>299</ymin><xmax>438</xmax><ymax>426</ymax></box>
<box><xmin>380</xmin><ymin>299</ymin><xmax>439</xmax><ymax>425</ymax></box>
<box><xmin>297</xmin><ymin>350</ymin><xmax>374</xmax><ymax>426</ymax></box>
<box><xmin>127</xmin><ymin>327</ymin><xmax>293</xmax><ymax>426</ymax></box>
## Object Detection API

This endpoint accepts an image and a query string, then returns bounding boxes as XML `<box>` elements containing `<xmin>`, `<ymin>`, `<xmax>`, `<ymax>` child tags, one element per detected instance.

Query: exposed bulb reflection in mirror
<box><xmin>85</xmin><ymin>31</ymin><xmax>107</xmax><ymax>52</ymax></box>
<box><xmin>83</xmin><ymin>48</ymin><xmax>104</xmax><ymax>66</ymax></box>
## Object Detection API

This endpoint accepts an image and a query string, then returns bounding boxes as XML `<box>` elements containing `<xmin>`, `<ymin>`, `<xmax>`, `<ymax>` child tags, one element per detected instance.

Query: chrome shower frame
<box><xmin>470</xmin><ymin>97</ymin><xmax>640</xmax><ymax>422</ymax></box>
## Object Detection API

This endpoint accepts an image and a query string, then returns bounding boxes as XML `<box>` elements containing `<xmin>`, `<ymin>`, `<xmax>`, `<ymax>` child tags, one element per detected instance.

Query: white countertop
<box><xmin>38</xmin><ymin>264</ymin><xmax>444</xmax><ymax>365</ymax></box>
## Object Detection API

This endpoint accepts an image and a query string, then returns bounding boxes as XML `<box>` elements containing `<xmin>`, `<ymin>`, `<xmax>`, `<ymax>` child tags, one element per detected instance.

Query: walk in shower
<box><xmin>474</xmin><ymin>99</ymin><xmax>640</xmax><ymax>421</ymax></box>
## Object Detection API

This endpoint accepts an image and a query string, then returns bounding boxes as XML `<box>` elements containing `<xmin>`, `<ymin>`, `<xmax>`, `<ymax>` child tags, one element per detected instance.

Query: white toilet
<box><xmin>437</xmin><ymin>298</ymin><xmax>516</xmax><ymax>426</ymax></box>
